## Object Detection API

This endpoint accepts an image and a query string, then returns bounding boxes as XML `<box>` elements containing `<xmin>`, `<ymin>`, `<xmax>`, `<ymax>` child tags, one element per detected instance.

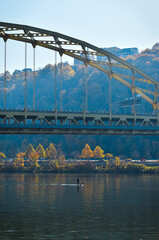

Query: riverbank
<box><xmin>1</xmin><ymin>162</ymin><xmax>159</xmax><ymax>174</ymax></box>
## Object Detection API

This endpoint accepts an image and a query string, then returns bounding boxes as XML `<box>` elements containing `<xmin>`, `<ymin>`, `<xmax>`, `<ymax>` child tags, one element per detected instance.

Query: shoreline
<box><xmin>1</xmin><ymin>162</ymin><xmax>159</xmax><ymax>174</ymax></box>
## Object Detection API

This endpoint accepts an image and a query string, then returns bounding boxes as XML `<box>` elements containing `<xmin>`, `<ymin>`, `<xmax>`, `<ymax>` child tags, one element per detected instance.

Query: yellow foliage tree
<box><xmin>29</xmin><ymin>152</ymin><xmax>39</xmax><ymax>168</ymax></box>
<box><xmin>115</xmin><ymin>156</ymin><xmax>120</xmax><ymax>167</ymax></box>
<box><xmin>0</xmin><ymin>152</ymin><xmax>6</xmax><ymax>160</ymax></box>
<box><xmin>58</xmin><ymin>154</ymin><xmax>65</xmax><ymax>162</ymax></box>
<box><xmin>46</xmin><ymin>143</ymin><xmax>57</xmax><ymax>159</ymax></box>
<box><xmin>54</xmin><ymin>160</ymin><xmax>59</xmax><ymax>169</ymax></box>
<box><xmin>81</xmin><ymin>144</ymin><xmax>93</xmax><ymax>159</ymax></box>
<box><xmin>36</xmin><ymin>144</ymin><xmax>45</xmax><ymax>159</ymax></box>
<box><xmin>25</xmin><ymin>144</ymin><xmax>35</xmax><ymax>159</ymax></box>
<box><xmin>13</xmin><ymin>152</ymin><xmax>25</xmax><ymax>168</ymax></box>
<box><xmin>63</xmin><ymin>65</ymin><xmax>75</xmax><ymax>79</ymax></box>
<box><xmin>105</xmin><ymin>160</ymin><xmax>109</xmax><ymax>170</ymax></box>
<box><xmin>93</xmin><ymin>146</ymin><xmax>104</xmax><ymax>159</ymax></box>
<box><xmin>105</xmin><ymin>153</ymin><xmax>114</xmax><ymax>160</ymax></box>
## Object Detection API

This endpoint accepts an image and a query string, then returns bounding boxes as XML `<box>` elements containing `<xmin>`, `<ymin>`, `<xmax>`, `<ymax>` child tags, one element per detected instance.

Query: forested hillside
<box><xmin>1</xmin><ymin>44</ymin><xmax>159</xmax><ymax>159</ymax></box>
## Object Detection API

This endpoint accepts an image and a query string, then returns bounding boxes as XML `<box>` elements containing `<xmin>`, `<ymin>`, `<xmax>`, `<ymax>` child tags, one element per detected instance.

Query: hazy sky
<box><xmin>0</xmin><ymin>0</ymin><xmax>159</xmax><ymax>72</ymax></box>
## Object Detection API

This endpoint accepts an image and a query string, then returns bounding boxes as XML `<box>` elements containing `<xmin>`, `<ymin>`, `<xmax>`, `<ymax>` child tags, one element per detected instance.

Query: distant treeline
<box><xmin>0</xmin><ymin>134</ymin><xmax>159</xmax><ymax>160</ymax></box>
<box><xmin>0</xmin><ymin>143</ymin><xmax>116</xmax><ymax>161</ymax></box>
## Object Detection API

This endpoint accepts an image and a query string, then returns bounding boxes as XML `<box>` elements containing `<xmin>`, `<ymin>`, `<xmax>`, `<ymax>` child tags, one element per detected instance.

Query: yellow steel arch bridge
<box><xmin>0</xmin><ymin>22</ymin><xmax>159</xmax><ymax>135</ymax></box>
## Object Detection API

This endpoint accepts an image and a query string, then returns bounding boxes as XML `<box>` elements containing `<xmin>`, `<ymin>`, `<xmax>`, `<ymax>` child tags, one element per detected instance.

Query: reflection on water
<box><xmin>0</xmin><ymin>173</ymin><xmax>159</xmax><ymax>239</ymax></box>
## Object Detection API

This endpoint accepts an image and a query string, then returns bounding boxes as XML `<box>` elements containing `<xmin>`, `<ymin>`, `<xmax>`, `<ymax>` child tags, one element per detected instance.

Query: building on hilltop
<box><xmin>97</xmin><ymin>47</ymin><xmax>139</xmax><ymax>62</ymax></box>
<box><xmin>118</xmin><ymin>47</ymin><xmax>139</xmax><ymax>57</ymax></box>
<box><xmin>74</xmin><ymin>47</ymin><xmax>139</xmax><ymax>65</ymax></box>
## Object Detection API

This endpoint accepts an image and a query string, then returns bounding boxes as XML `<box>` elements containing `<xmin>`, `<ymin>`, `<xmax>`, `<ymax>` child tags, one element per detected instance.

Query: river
<box><xmin>0</xmin><ymin>173</ymin><xmax>159</xmax><ymax>239</ymax></box>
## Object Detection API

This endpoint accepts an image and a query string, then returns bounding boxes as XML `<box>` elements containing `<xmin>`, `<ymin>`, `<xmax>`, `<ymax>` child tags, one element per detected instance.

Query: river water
<box><xmin>0</xmin><ymin>173</ymin><xmax>159</xmax><ymax>239</ymax></box>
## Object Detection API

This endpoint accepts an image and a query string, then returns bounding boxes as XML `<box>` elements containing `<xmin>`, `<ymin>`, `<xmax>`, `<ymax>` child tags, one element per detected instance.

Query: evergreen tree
<box><xmin>81</xmin><ymin>144</ymin><xmax>93</xmax><ymax>159</ymax></box>
<box><xmin>93</xmin><ymin>146</ymin><xmax>104</xmax><ymax>159</ymax></box>
<box><xmin>46</xmin><ymin>143</ymin><xmax>57</xmax><ymax>159</ymax></box>
<box><xmin>36</xmin><ymin>144</ymin><xmax>45</xmax><ymax>159</ymax></box>
<box><xmin>25</xmin><ymin>144</ymin><xmax>35</xmax><ymax>159</ymax></box>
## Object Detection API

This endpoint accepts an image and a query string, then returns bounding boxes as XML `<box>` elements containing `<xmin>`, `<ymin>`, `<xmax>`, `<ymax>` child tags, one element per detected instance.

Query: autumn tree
<box><xmin>25</xmin><ymin>144</ymin><xmax>35</xmax><ymax>159</ymax></box>
<box><xmin>93</xmin><ymin>146</ymin><xmax>104</xmax><ymax>159</ymax></box>
<box><xmin>105</xmin><ymin>160</ymin><xmax>109</xmax><ymax>170</ymax></box>
<box><xmin>81</xmin><ymin>144</ymin><xmax>93</xmax><ymax>159</ymax></box>
<box><xmin>58</xmin><ymin>154</ymin><xmax>65</xmax><ymax>165</ymax></box>
<box><xmin>36</xmin><ymin>144</ymin><xmax>45</xmax><ymax>159</ymax></box>
<box><xmin>63</xmin><ymin>64</ymin><xmax>75</xmax><ymax>80</ymax></box>
<box><xmin>13</xmin><ymin>152</ymin><xmax>25</xmax><ymax>168</ymax></box>
<box><xmin>58</xmin><ymin>154</ymin><xmax>65</xmax><ymax>161</ymax></box>
<box><xmin>105</xmin><ymin>153</ymin><xmax>114</xmax><ymax>160</ymax></box>
<box><xmin>105</xmin><ymin>153</ymin><xmax>114</xmax><ymax>166</ymax></box>
<box><xmin>0</xmin><ymin>152</ymin><xmax>6</xmax><ymax>160</ymax></box>
<box><xmin>46</xmin><ymin>143</ymin><xmax>57</xmax><ymax>159</ymax></box>
<box><xmin>115</xmin><ymin>156</ymin><xmax>120</xmax><ymax>167</ymax></box>
<box><xmin>52</xmin><ymin>160</ymin><xmax>59</xmax><ymax>170</ymax></box>
<box><xmin>29</xmin><ymin>151</ymin><xmax>39</xmax><ymax>168</ymax></box>
<box><xmin>0</xmin><ymin>152</ymin><xmax>6</xmax><ymax>167</ymax></box>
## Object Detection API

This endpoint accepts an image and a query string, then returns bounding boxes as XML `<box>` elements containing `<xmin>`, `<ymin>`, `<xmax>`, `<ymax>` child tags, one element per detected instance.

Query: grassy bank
<box><xmin>1</xmin><ymin>162</ymin><xmax>159</xmax><ymax>174</ymax></box>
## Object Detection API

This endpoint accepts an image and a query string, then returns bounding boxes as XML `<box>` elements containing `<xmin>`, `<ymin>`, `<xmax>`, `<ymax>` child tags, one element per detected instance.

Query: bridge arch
<box><xmin>0</xmin><ymin>21</ymin><xmax>158</xmax><ymax>110</ymax></box>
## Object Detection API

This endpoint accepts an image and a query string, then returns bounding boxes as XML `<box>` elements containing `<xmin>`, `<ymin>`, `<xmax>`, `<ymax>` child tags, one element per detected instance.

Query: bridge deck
<box><xmin>0</xmin><ymin>110</ymin><xmax>159</xmax><ymax>135</ymax></box>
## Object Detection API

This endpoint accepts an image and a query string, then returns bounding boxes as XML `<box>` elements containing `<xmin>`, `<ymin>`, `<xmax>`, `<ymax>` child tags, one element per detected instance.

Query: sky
<box><xmin>0</xmin><ymin>0</ymin><xmax>159</xmax><ymax>73</ymax></box>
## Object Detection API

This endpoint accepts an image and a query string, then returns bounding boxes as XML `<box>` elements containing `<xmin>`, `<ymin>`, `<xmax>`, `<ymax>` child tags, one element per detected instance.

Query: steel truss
<box><xmin>0</xmin><ymin>110</ymin><xmax>159</xmax><ymax>135</ymax></box>
<box><xmin>0</xmin><ymin>22</ymin><xmax>159</xmax><ymax>111</ymax></box>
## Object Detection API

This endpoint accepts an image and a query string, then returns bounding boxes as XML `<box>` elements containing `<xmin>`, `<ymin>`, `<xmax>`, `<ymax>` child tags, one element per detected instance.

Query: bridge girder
<box><xmin>0</xmin><ymin>22</ymin><xmax>159</xmax><ymax>111</ymax></box>
<box><xmin>0</xmin><ymin>110</ymin><xmax>159</xmax><ymax>135</ymax></box>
